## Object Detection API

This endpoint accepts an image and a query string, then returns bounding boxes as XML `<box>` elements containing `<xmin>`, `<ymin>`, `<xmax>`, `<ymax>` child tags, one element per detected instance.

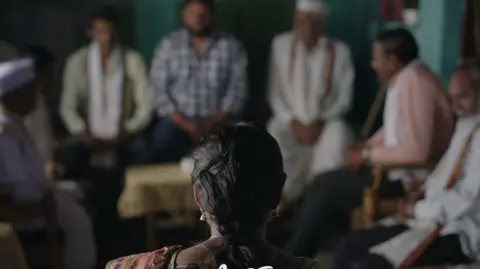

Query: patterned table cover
<box><xmin>118</xmin><ymin>164</ymin><xmax>197</xmax><ymax>219</ymax></box>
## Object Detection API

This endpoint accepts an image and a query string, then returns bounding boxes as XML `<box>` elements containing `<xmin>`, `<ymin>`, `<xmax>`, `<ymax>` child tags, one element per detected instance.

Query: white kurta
<box><xmin>24</xmin><ymin>93</ymin><xmax>54</xmax><ymax>163</ymax></box>
<box><xmin>267</xmin><ymin>32</ymin><xmax>355</xmax><ymax>202</ymax></box>
<box><xmin>0</xmin><ymin>109</ymin><xmax>96</xmax><ymax>269</ymax></box>
<box><xmin>371</xmin><ymin>116</ymin><xmax>480</xmax><ymax>266</ymax></box>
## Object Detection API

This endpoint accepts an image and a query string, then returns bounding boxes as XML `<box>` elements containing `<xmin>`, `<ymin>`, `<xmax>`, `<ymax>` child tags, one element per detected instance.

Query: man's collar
<box><xmin>388</xmin><ymin>59</ymin><xmax>422</xmax><ymax>87</ymax></box>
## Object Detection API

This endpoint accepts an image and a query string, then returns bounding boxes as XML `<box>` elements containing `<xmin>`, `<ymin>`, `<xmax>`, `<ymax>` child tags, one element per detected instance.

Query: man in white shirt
<box><xmin>267</xmin><ymin>0</ymin><xmax>355</xmax><ymax>209</ymax></box>
<box><xmin>0</xmin><ymin>58</ymin><xmax>96</xmax><ymax>269</ymax></box>
<box><xmin>332</xmin><ymin>63</ymin><xmax>480</xmax><ymax>269</ymax></box>
<box><xmin>60</xmin><ymin>6</ymin><xmax>154</xmax><ymax>175</ymax></box>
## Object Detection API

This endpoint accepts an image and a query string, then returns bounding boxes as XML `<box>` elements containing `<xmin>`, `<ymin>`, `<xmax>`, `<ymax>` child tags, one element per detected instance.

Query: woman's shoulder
<box><xmin>105</xmin><ymin>245</ymin><xmax>184</xmax><ymax>269</ymax></box>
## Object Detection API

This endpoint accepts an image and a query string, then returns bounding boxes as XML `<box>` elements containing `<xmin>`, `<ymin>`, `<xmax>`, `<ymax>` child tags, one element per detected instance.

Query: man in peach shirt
<box><xmin>285</xmin><ymin>28</ymin><xmax>455</xmax><ymax>257</ymax></box>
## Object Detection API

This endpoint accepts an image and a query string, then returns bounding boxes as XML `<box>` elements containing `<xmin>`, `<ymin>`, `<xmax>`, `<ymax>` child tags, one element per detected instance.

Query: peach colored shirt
<box><xmin>366</xmin><ymin>62</ymin><xmax>455</xmax><ymax>165</ymax></box>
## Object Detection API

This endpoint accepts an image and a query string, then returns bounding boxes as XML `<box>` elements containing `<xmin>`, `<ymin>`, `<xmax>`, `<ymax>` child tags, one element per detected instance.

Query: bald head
<box><xmin>448</xmin><ymin>64</ymin><xmax>480</xmax><ymax>116</ymax></box>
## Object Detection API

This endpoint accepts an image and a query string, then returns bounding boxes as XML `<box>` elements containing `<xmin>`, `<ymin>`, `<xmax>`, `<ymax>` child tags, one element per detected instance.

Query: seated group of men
<box><xmin>1</xmin><ymin>0</ymin><xmax>480</xmax><ymax>269</ymax></box>
<box><xmin>0</xmin><ymin>1</ymin><xmax>247</xmax><ymax>268</ymax></box>
<box><xmin>272</xmin><ymin>3</ymin><xmax>480</xmax><ymax>269</ymax></box>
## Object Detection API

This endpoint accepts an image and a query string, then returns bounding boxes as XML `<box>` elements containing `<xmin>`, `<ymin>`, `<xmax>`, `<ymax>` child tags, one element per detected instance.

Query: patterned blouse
<box><xmin>106</xmin><ymin>243</ymin><xmax>323</xmax><ymax>269</ymax></box>
<box><xmin>106</xmin><ymin>245</ymin><xmax>186</xmax><ymax>269</ymax></box>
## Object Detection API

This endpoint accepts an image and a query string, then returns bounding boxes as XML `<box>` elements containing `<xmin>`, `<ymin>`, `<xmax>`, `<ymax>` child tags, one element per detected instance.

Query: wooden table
<box><xmin>0</xmin><ymin>222</ymin><xmax>28</xmax><ymax>269</ymax></box>
<box><xmin>118</xmin><ymin>164</ymin><xmax>198</xmax><ymax>250</ymax></box>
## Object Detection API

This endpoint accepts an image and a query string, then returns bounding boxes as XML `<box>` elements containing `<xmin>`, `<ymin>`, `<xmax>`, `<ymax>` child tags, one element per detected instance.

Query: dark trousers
<box><xmin>60</xmin><ymin>136</ymin><xmax>149</xmax><ymax>178</ymax></box>
<box><xmin>152</xmin><ymin>118</ymin><xmax>192</xmax><ymax>163</ymax></box>
<box><xmin>333</xmin><ymin>224</ymin><xmax>472</xmax><ymax>269</ymax></box>
<box><xmin>285</xmin><ymin>168</ymin><xmax>405</xmax><ymax>257</ymax></box>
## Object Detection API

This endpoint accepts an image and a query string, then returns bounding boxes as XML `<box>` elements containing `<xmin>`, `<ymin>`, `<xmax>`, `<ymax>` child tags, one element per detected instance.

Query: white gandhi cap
<box><xmin>296</xmin><ymin>0</ymin><xmax>329</xmax><ymax>16</ymax></box>
<box><xmin>0</xmin><ymin>58</ymin><xmax>36</xmax><ymax>97</ymax></box>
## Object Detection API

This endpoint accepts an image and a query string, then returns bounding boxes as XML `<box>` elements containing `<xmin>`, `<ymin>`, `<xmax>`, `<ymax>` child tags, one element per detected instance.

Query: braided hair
<box><xmin>191</xmin><ymin>123</ymin><xmax>286</xmax><ymax>268</ymax></box>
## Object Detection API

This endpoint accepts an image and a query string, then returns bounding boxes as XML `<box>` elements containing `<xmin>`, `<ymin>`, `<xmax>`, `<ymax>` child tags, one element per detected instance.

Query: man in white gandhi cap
<box><xmin>267</xmin><ymin>0</ymin><xmax>355</xmax><ymax>210</ymax></box>
<box><xmin>0</xmin><ymin>58</ymin><xmax>96</xmax><ymax>269</ymax></box>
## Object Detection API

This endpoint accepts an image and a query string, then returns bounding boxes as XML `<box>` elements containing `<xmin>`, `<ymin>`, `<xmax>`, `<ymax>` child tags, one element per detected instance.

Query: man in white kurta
<box><xmin>0</xmin><ymin>59</ymin><xmax>96</xmax><ymax>269</ymax></box>
<box><xmin>267</xmin><ymin>0</ymin><xmax>354</xmax><ymax>207</ymax></box>
<box><xmin>332</xmin><ymin>64</ymin><xmax>480</xmax><ymax>269</ymax></box>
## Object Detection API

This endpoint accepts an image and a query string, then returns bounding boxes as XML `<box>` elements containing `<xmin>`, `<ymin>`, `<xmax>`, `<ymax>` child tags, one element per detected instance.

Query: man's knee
<box><xmin>309</xmin><ymin>169</ymin><xmax>346</xmax><ymax>192</ymax></box>
<box><xmin>153</xmin><ymin>119</ymin><xmax>186</xmax><ymax>147</ymax></box>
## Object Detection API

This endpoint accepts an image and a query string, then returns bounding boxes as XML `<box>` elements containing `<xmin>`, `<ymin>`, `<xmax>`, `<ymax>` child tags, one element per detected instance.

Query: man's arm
<box><xmin>414</xmin><ymin>140</ymin><xmax>480</xmax><ymax>223</ymax></box>
<box><xmin>59</xmin><ymin>55</ymin><xmax>86</xmax><ymax>135</ymax></box>
<box><xmin>366</xmin><ymin>128</ymin><xmax>385</xmax><ymax>147</ymax></box>
<box><xmin>320</xmin><ymin>44</ymin><xmax>355</xmax><ymax>120</ymax></box>
<box><xmin>370</xmin><ymin>73</ymin><xmax>435</xmax><ymax>165</ymax></box>
<box><xmin>219</xmin><ymin>40</ymin><xmax>248</xmax><ymax>117</ymax></box>
<box><xmin>150</xmin><ymin>38</ymin><xmax>175</xmax><ymax>118</ymax></box>
<box><xmin>267</xmin><ymin>38</ymin><xmax>292</xmax><ymax>122</ymax></box>
<box><xmin>0</xmin><ymin>133</ymin><xmax>45</xmax><ymax>203</ymax></box>
<box><xmin>123</xmin><ymin>51</ymin><xmax>154</xmax><ymax>134</ymax></box>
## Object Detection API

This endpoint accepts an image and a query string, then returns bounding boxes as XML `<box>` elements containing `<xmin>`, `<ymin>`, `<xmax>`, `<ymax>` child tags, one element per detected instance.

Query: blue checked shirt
<box><xmin>150</xmin><ymin>29</ymin><xmax>248</xmax><ymax>119</ymax></box>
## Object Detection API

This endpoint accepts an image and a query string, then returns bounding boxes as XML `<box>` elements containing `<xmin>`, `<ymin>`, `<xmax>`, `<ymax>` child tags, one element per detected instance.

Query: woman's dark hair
<box><xmin>89</xmin><ymin>5</ymin><xmax>119</xmax><ymax>28</ymax></box>
<box><xmin>375</xmin><ymin>28</ymin><xmax>419</xmax><ymax>65</ymax></box>
<box><xmin>23</xmin><ymin>45</ymin><xmax>54</xmax><ymax>73</ymax></box>
<box><xmin>182</xmin><ymin>0</ymin><xmax>214</xmax><ymax>10</ymax></box>
<box><xmin>191</xmin><ymin>123</ymin><xmax>286</xmax><ymax>268</ymax></box>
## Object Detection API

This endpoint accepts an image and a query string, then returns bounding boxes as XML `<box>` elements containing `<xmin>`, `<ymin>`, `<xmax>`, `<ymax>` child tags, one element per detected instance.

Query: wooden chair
<box><xmin>360</xmin><ymin>163</ymin><xmax>435</xmax><ymax>228</ymax></box>
<box><xmin>0</xmin><ymin>189</ymin><xmax>62</xmax><ymax>269</ymax></box>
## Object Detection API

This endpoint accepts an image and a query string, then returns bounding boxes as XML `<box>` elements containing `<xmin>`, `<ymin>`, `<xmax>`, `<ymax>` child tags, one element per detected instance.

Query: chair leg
<box><xmin>146</xmin><ymin>213</ymin><xmax>156</xmax><ymax>251</ymax></box>
<box><xmin>362</xmin><ymin>188</ymin><xmax>376</xmax><ymax>228</ymax></box>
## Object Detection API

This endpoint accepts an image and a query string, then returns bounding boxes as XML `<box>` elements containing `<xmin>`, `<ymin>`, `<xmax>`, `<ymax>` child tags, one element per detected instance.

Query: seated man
<box><xmin>332</xmin><ymin>63</ymin><xmax>480</xmax><ymax>269</ymax></box>
<box><xmin>0</xmin><ymin>58</ymin><xmax>96</xmax><ymax>269</ymax></box>
<box><xmin>268</xmin><ymin>0</ymin><xmax>355</xmax><ymax>209</ymax></box>
<box><xmin>60</xmin><ymin>6</ymin><xmax>154</xmax><ymax>175</ymax></box>
<box><xmin>285</xmin><ymin>28</ymin><xmax>455</xmax><ymax>257</ymax></box>
<box><xmin>150</xmin><ymin>0</ymin><xmax>248</xmax><ymax>162</ymax></box>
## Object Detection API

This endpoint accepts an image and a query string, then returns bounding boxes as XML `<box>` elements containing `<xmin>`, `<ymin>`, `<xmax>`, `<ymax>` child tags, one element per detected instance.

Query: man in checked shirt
<box><xmin>151</xmin><ymin>0</ymin><xmax>248</xmax><ymax>162</ymax></box>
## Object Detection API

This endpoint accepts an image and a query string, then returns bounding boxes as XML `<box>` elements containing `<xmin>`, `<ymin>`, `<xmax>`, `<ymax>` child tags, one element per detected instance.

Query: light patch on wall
<box><xmin>403</xmin><ymin>0</ymin><xmax>420</xmax><ymax>26</ymax></box>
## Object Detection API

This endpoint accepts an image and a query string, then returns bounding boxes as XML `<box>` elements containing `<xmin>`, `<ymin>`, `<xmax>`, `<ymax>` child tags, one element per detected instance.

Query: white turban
<box><xmin>296</xmin><ymin>0</ymin><xmax>329</xmax><ymax>16</ymax></box>
<box><xmin>0</xmin><ymin>58</ymin><xmax>35</xmax><ymax>97</ymax></box>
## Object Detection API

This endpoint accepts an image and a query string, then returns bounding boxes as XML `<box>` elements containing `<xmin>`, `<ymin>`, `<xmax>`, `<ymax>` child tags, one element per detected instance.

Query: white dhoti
<box><xmin>269</xmin><ymin>118</ymin><xmax>354</xmax><ymax>202</ymax></box>
<box><xmin>15</xmin><ymin>184</ymin><xmax>97</xmax><ymax>269</ymax></box>
<box><xmin>54</xmin><ymin>188</ymin><xmax>96</xmax><ymax>269</ymax></box>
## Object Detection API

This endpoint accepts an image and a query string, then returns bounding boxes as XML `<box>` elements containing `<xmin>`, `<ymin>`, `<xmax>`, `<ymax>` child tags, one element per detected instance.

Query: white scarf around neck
<box><xmin>87</xmin><ymin>42</ymin><xmax>124</xmax><ymax>167</ymax></box>
<box><xmin>289</xmin><ymin>38</ymin><xmax>327</xmax><ymax>124</ymax></box>
<box><xmin>87</xmin><ymin>41</ymin><xmax>124</xmax><ymax>140</ymax></box>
